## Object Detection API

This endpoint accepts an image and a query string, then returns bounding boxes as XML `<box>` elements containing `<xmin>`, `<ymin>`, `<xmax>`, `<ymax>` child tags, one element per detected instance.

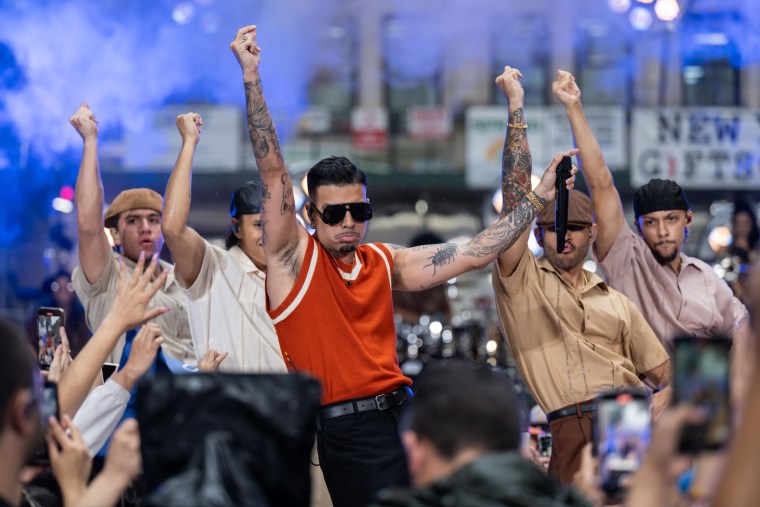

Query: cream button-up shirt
<box><xmin>73</xmin><ymin>252</ymin><xmax>195</xmax><ymax>364</ymax></box>
<box><xmin>179</xmin><ymin>243</ymin><xmax>286</xmax><ymax>374</ymax></box>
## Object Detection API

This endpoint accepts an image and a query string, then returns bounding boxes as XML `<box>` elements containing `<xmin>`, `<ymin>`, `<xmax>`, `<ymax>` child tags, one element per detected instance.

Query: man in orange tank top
<box><xmin>230</xmin><ymin>25</ymin><xmax>577</xmax><ymax>507</ymax></box>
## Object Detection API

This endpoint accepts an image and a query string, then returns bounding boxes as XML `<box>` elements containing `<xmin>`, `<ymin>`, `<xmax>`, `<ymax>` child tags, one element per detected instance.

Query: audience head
<box><xmin>400</xmin><ymin>359</ymin><xmax>521</xmax><ymax>486</ymax></box>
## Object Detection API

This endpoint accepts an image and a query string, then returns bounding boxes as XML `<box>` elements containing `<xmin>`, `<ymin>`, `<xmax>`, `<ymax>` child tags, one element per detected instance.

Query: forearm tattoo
<box><xmin>462</xmin><ymin>194</ymin><xmax>545</xmax><ymax>258</ymax></box>
<box><xmin>279</xmin><ymin>174</ymin><xmax>296</xmax><ymax>216</ymax></box>
<box><xmin>244</xmin><ymin>78</ymin><xmax>282</xmax><ymax>160</ymax></box>
<box><xmin>501</xmin><ymin>107</ymin><xmax>532</xmax><ymax>214</ymax></box>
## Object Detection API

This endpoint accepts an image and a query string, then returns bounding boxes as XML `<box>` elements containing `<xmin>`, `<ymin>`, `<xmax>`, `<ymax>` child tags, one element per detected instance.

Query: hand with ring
<box><xmin>230</xmin><ymin>25</ymin><xmax>262</xmax><ymax>77</ymax></box>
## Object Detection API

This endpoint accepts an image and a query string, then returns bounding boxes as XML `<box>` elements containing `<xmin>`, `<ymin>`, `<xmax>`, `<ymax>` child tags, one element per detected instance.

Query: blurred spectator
<box><xmin>729</xmin><ymin>200</ymin><xmax>760</xmax><ymax>263</ymax></box>
<box><xmin>25</xmin><ymin>271</ymin><xmax>90</xmax><ymax>358</ymax></box>
<box><xmin>392</xmin><ymin>232</ymin><xmax>452</xmax><ymax>323</ymax></box>
<box><xmin>0</xmin><ymin>318</ymin><xmax>44</xmax><ymax>507</ymax></box>
<box><xmin>373</xmin><ymin>360</ymin><xmax>590</xmax><ymax>506</ymax></box>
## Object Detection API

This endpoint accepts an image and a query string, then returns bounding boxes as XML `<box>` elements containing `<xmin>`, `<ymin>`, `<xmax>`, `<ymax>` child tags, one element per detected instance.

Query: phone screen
<box><xmin>673</xmin><ymin>336</ymin><xmax>731</xmax><ymax>452</ymax></box>
<box><xmin>37</xmin><ymin>307</ymin><xmax>65</xmax><ymax>369</ymax></box>
<box><xmin>595</xmin><ymin>391</ymin><xmax>651</xmax><ymax>497</ymax></box>
<box><xmin>31</xmin><ymin>381</ymin><xmax>59</xmax><ymax>466</ymax></box>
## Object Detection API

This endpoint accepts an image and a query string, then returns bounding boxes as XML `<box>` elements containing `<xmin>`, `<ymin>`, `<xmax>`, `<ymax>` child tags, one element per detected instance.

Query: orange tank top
<box><xmin>268</xmin><ymin>235</ymin><xmax>411</xmax><ymax>405</ymax></box>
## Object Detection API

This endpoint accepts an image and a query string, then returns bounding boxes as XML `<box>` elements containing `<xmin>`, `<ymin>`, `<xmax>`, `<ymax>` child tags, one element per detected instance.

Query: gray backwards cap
<box><xmin>229</xmin><ymin>179</ymin><xmax>262</xmax><ymax>218</ymax></box>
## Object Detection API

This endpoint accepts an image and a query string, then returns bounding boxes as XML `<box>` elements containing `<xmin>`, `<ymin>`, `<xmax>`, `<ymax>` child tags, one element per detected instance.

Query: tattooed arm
<box><xmin>494</xmin><ymin>66</ymin><xmax>535</xmax><ymax>278</ymax></box>
<box><xmin>162</xmin><ymin>113</ymin><xmax>207</xmax><ymax>288</ymax></box>
<box><xmin>552</xmin><ymin>69</ymin><xmax>624</xmax><ymax>262</ymax></box>
<box><xmin>230</xmin><ymin>25</ymin><xmax>306</xmax><ymax>308</ymax></box>
<box><xmin>390</xmin><ymin>157</ymin><xmax>576</xmax><ymax>291</ymax></box>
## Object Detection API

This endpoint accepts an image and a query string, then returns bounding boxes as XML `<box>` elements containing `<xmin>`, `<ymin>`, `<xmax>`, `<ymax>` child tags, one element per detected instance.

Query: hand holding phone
<box><xmin>31</xmin><ymin>381</ymin><xmax>60</xmax><ymax>466</ymax></box>
<box><xmin>37</xmin><ymin>307</ymin><xmax>66</xmax><ymax>370</ymax></box>
<box><xmin>594</xmin><ymin>389</ymin><xmax>651</xmax><ymax>500</ymax></box>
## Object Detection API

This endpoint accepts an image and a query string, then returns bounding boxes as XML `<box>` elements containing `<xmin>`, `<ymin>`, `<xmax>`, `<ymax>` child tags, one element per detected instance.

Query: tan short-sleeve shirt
<box><xmin>492</xmin><ymin>249</ymin><xmax>669</xmax><ymax>414</ymax></box>
<box><xmin>593</xmin><ymin>225</ymin><xmax>747</xmax><ymax>346</ymax></box>
<box><xmin>72</xmin><ymin>252</ymin><xmax>195</xmax><ymax>364</ymax></box>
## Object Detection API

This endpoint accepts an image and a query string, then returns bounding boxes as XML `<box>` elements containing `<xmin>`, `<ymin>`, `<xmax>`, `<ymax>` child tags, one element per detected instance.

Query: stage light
<box><xmin>629</xmin><ymin>7</ymin><xmax>653</xmax><ymax>30</ymax></box>
<box><xmin>59</xmin><ymin>185</ymin><xmax>75</xmax><ymax>201</ymax></box>
<box><xmin>608</xmin><ymin>0</ymin><xmax>631</xmax><ymax>13</ymax></box>
<box><xmin>52</xmin><ymin>197</ymin><xmax>73</xmax><ymax>214</ymax></box>
<box><xmin>707</xmin><ymin>226</ymin><xmax>732</xmax><ymax>253</ymax></box>
<box><xmin>172</xmin><ymin>3</ymin><xmax>195</xmax><ymax>25</ymax></box>
<box><xmin>654</xmin><ymin>0</ymin><xmax>680</xmax><ymax>22</ymax></box>
<box><xmin>636</xmin><ymin>0</ymin><xmax>654</xmax><ymax>4</ymax></box>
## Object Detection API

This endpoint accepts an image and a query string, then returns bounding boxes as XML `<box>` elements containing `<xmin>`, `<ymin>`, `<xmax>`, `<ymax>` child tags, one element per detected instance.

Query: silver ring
<box><xmin>241</xmin><ymin>34</ymin><xmax>248</xmax><ymax>42</ymax></box>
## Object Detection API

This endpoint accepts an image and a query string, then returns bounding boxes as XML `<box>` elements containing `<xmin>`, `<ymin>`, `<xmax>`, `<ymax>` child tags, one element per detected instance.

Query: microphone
<box><xmin>555</xmin><ymin>156</ymin><xmax>572</xmax><ymax>253</ymax></box>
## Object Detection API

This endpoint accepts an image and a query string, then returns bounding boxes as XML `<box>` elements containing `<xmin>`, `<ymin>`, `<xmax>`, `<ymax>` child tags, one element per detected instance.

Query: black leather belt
<box><xmin>547</xmin><ymin>402</ymin><xmax>597</xmax><ymax>423</ymax></box>
<box><xmin>320</xmin><ymin>386</ymin><xmax>412</xmax><ymax>421</ymax></box>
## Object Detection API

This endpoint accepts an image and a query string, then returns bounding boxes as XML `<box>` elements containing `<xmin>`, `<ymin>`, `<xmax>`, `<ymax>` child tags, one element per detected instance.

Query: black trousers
<box><xmin>316</xmin><ymin>405</ymin><xmax>409</xmax><ymax>507</ymax></box>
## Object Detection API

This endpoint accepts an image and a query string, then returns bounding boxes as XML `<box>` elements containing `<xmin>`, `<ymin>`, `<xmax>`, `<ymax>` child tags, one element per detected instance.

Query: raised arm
<box><xmin>162</xmin><ymin>113</ymin><xmax>207</xmax><ymax>287</ymax></box>
<box><xmin>494</xmin><ymin>66</ymin><xmax>533</xmax><ymax>277</ymax></box>
<box><xmin>70</xmin><ymin>103</ymin><xmax>113</xmax><ymax>284</ymax></box>
<box><xmin>57</xmin><ymin>254</ymin><xmax>169</xmax><ymax>418</ymax></box>
<box><xmin>390</xmin><ymin>155</ymin><xmax>576</xmax><ymax>291</ymax></box>
<box><xmin>552</xmin><ymin>70</ymin><xmax>625</xmax><ymax>261</ymax></box>
<box><xmin>230</xmin><ymin>25</ymin><xmax>306</xmax><ymax>307</ymax></box>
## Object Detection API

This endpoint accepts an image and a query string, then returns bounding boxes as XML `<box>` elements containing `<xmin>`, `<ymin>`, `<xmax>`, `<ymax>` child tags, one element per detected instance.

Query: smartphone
<box><xmin>537</xmin><ymin>433</ymin><xmax>552</xmax><ymax>457</ymax></box>
<box><xmin>31</xmin><ymin>381</ymin><xmax>60</xmax><ymax>466</ymax></box>
<box><xmin>594</xmin><ymin>389</ymin><xmax>651</xmax><ymax>499</ymax></box>
<box><xmin>672</xmin><ymin>336</ymin><xmax>732</xmax><ymax>453</ymax></box>
<box><xmin>102</xmin><ymin>362</ymin><xmax>119</xmax><ymax>379</ymax></box>
<box><xmin>37</xmin><ymin>307</ymin><xmax>65</xmax><ymax>369</ymax></box>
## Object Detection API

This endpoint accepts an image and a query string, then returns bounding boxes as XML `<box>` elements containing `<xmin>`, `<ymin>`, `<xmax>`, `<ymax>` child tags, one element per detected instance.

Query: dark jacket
<box><xmin>373</xmin><ymin>451</ymin><xmax>592</xmax><ymax>507</ymax></box>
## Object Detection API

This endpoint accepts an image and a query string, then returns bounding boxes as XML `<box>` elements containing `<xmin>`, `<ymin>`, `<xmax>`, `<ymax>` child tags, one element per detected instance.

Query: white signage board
<box><xmin>465</xmin><ymin>106</ymin><xmax>626</xmax><ymax>189</ymax></box>
<box><xmin>632</xmin><ymin>108</ymin><xmax>760</xmax><ymax>189</ymax></box>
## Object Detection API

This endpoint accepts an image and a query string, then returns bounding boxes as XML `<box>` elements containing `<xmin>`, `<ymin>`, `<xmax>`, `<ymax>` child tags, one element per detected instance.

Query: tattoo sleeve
<box><xmin>462</xmin><ymin>192</ymin><xmax>547</xmax><ymax>258</ymax></box>
<box><xmin>501</xmin><ymin>107</ymin><xmax>532</xmax><ymax>215</ymax></box>
<box><xmin>244</xmin><ymin>78</ymin><xmax>282</xmax><ymax>161</ymax></box>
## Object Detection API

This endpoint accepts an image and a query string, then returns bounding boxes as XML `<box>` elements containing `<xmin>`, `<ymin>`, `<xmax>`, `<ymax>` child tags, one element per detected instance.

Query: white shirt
<box><xmin>179</xmin><ymin>243</ymin><xmax>286</xmax><ymax>373</ymax></box>
<box><xmin>72</xmin><ymin>379</ymin><xmax>131</xmax><ymax>457</ymax></box>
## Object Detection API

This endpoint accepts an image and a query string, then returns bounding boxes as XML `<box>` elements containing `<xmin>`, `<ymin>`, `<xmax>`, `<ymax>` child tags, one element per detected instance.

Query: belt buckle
<box><xmin>374</xmin><ymin>393</ymin><xmax>391</xmax><ymax>411</ymax></box>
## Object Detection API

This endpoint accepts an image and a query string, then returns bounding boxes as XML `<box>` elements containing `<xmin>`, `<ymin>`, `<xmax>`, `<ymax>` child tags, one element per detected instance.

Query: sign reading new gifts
<box><xmin>631</xmin><ymin>108</ymin><xmax>760</xmax><ymax>189</ymax></box>
<box><xmin>465</xmin><ymin>106</ymin><xmax>626</xmax><ymax>189</ymax></box>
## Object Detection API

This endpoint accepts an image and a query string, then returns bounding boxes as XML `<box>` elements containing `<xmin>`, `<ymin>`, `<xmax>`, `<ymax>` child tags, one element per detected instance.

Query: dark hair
<box><xmin>306</xmin><ymin>156</ymin><xmax>368</xmax><ymax>202</ymax></box>
<box><xmin>733</xmin><ymin>201</ymin><xmax>760</xmax><ymax>250</ymax></box>
<box><xmin>0</xmin><ymin>318</ymin><xmax>36</xmax><ymax>432</ymax></box>
<box><xmin>104</xmin><ymin>214</ymin><xmax>119</xmax><ymax>230</ymax></box>
<box><xmin>225</xmin><ymin>225</ymin><xmax>238</xmax><ymax>250</ymax></box>
<box><xmin>403</xmin><ymin>359</ymin><xmax>520</xmax><ymax>459</ymax></box>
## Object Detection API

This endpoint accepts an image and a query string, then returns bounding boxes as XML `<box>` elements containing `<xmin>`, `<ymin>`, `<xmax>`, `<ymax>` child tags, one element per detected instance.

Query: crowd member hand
<box><xmin>112</xmin><ymin>323</ymin><xmax>163</xmax><ymax>390</ymax></box>
<box><xmin>650</xmin><ymin>385</ymin><xmax>672</xmax><ymax>422</ymax></box>
<box><xmin>533</xmin><ymin>149</ymin><xmax>580</xmax><ymax>202</ymax></box>
<box><xmin>47</xmin><ymin>328</ymin><xmax>73</xmax><ymax>384</ymax></box>
<box><xmin>521</xmin><ymin>444</ymin><xmax>550</xmax><ymax>472</ymax></box>
<box><xmin>102</xmin><ymin>419</ymin><xmax>142</xmax><ymax>484</ymax></box>
<box><xmin>495</xmin><ymin>66</ymin><xmax>524</xmax><ymax>104</ymax></box>
<box><xmin>47</xmin><ymin>415</ymin><xmax>92</xmax><ymax>507</ymax></box>
<box><xmin>551</xmin><ymin>69</ymin><xmax>582</xmax><ymax>108</ymax></box>
<box><xmin>69</xmin><ymin>102</ymin><xmax>99</xmax><ymax>141</ymax></box>
<box><xmin>105</xmin><ymin>252</ymin><xmax>170</xmax><ymax>332</ymax></box>
<box><xmin>230</xmin><ymin>25</ymin><xmax>262</xmax><ymax>78</ymax></box>
<box><xmin>176</xmin><ymin>112</ymin><xmax>203</xmax><ymax>146</ymax></box>
<box><xmin>572</xmin><ymin>443</ymin><xmax>605</xmax><ymax>507</ymax></box>
<box><xmin>198</xmin><ymin>348</ymin><xmax>228</xmax><ymax>372</ymax></box>
<box><xmin>625</xmin><ymin>406</ymin><xmax>703</xmax><ymax>507</ymax></box>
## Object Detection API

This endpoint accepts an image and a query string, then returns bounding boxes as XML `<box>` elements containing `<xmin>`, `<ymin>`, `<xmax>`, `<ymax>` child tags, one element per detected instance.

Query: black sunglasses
<box><xmin>312</xmin><ymin>201</ymin><xmax>373</xmax><ymax>226</ymax></box>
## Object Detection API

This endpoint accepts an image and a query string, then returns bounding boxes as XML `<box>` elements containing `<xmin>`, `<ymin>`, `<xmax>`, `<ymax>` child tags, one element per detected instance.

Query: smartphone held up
<box><xmin>37</xmin><ymin>307</ymin><xmax>65</xmax><ymax>369</ymax></box>
<box><xmin>594</xmin><ymin>389</ymin><xmax>651</xmax><ymax>500</ymax></box>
